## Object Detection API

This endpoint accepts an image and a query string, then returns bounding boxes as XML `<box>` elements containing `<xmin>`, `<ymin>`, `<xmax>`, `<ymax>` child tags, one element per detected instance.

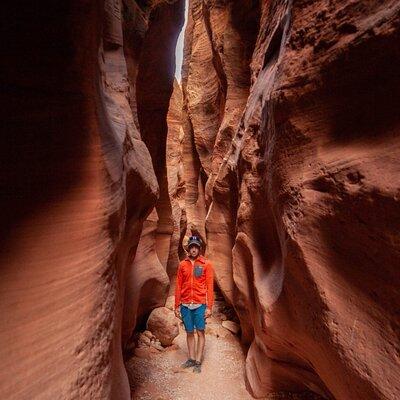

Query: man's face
<box><xmin>188</xmin><ymin>245</ymin><xmax>200</xmax><ymax>258</ymax></box>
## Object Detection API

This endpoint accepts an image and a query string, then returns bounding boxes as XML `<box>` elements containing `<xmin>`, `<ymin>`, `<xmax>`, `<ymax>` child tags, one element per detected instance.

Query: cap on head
<box><xmin>187</xmin><ymin>235</ymin><xmax>202</xmax><ymax>248</ymax></box>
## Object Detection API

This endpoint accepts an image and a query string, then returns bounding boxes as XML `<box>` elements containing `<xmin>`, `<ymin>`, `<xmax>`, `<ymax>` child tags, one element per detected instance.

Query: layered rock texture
<box><xmin>0</xmin><ymin>0</ymin><xmax>183</xmax><ymax>399</ymax></box>
<box><xmin>166</xmin><ymin>80</ymin><xmax>187</xmax><ymax>276</ymax></box>
<box><xmin>1</xmin><ymin>0</ymin><xmax>399</xmax><ymax>399</ymax></box>
<box><xmin>181</xmin><ymin>0</ymin><xmax>400</xmax><ymax>399</ymax></box>
<box><xmin>123</xmin><ymin>0</ymin><xmax>184</xmax><ymax>340</ymax></box>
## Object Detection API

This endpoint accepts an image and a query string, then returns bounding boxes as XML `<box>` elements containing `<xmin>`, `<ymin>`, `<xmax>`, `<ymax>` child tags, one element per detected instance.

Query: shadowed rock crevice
<box><xmin>0</xmin><ymin>1</ymin><xmax>183</xmax><ymax>399</ymax></box>
<box><xmin>122</xmin><ymin>0</ymin><xmax>185</xmax><ymax>347</ymax></box>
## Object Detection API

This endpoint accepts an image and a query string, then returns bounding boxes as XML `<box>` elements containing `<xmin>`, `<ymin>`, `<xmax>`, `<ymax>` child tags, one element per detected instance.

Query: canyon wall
<box><xmin>166</xmin><ymin>80</ymin><xmax>187</xmax><ymax>278</ymax></box>
<box><xmin>0</xmin><ymin>1</ymin><xmax>183</xmax><ymax>399</ymax></box>
<box><xmin>122</xmin><ymin>0</ymin><xmax>184</xmax><ymax>342</ymax></box>
<box><xmin>181</xmin><ymin>0</ymin><xmax>400</xmax><ymax>399</ymax></box>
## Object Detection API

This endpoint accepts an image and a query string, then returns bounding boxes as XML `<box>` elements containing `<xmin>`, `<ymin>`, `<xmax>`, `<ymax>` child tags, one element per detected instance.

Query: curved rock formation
<box><xmin>2</xmin><ymin>0</ymin><xmax>399</xmax><ymax>398</ymax></box>
<box><xmin>0</xmin><ymin>0</ymin><xmax>183</xmax><ymax>398</ymax></box>
<box><xmin>166</xmin><ymin>79</ymin><xmax>187</xmax><ymax>278</ymax></box>
<box><xmin>123</xmin><ymin>0</ymin><xmax>185</xmax><ymax>340</ymax></box>
<box><xmin>181</xmin><ymin>0</ymin><xmax>400</xmax><ymax>399</ymax></box>
<box><xmin>182</xmin><ymin>0</ymin><xmax>260</xmax><ymax>301</ymax></box>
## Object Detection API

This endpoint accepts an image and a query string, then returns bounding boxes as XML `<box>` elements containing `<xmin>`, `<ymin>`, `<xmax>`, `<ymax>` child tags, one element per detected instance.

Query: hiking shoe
<box><xmin>181</xmin><ymin>358</ymin><xmax>196</xmax><ymax>369</ymax></box>
<box><xmin>193</xmin><ymin>361</ymin><xmax>202</xmax><ymax>373</ymax></box>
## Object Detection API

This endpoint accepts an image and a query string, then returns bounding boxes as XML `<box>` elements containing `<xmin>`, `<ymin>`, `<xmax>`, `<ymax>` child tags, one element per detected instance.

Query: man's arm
<box><xmin>205</xmin><ymin>262</ymin><xmax>214</xmax><ymax>317</ymax></box>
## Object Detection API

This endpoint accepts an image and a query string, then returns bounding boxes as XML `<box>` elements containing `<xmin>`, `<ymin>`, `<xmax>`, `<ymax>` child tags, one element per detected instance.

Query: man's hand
<box><xmin>205</xmin><ymin>308</ymin><xmax>212</xmax><ymax>319</ymax></box>
<box><xmin>174</xmin><ymin>308</ymin><xmax>181</xmax><ymax>320</ymax></box>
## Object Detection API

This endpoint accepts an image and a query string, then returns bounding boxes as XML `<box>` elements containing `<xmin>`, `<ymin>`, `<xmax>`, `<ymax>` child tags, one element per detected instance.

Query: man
<box><xmin>174</xmin><ymin>235</ymin><xmax>214</xmax><ymax>373</ymax></box>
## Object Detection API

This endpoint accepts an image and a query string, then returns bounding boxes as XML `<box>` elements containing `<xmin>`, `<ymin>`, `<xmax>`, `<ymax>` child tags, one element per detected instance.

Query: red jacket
<box><xmin>174</xmin><ymin>255</ymin><xmax>214</xmax><ymax>309</ymax></box>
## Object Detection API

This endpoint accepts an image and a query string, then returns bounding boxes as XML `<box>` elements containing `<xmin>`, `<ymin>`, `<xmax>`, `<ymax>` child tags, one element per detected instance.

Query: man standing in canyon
<box><xmin>174</xmin><ymin>235</ymin><xmax>214</xmax><ymax>373</ymax></box>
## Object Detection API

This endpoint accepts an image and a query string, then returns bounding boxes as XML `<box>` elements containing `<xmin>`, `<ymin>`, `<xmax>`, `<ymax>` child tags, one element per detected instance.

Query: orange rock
<box><xmin>181</xmin><ymin>1</ymin><xmax>400</xmax><ymax>399</ymax></box>
<box><xmin>0</xmin><ymin>1</ymin><xmax>184</xmax><ymax>399</ymax></box>
<box><xmin>147</xmin><ymin>307</ymin><xmax>179</xmax><ymax>347</ymax></box>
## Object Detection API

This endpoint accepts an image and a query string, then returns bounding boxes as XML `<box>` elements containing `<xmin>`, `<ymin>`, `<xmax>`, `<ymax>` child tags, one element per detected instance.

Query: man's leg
<box><xmin>192</xmin><ymin>305</ymin><xmax>206</xmax><ymax>373</ymax></box>
<box><xmin>180</xmin><ymin>305</ymin><xmax>196</xmax><ymax>368</ymax></box>
<box><xmin>195</xmin><ymin>329</ymin><xmax>205</xmax><ymax>362</ymax></box>
<box><xmin>186</xmin><ymin>332</ymin><xmax>196</xmax><ymax>360</ymax></box>
<box><xmin>180</xmin><ymin>332</ymin><xmax>196</xmax><ymax>368</ymax></box>
<box><xmin>187</xmin><ymin>331</ymin><xmax>196</xmax><ymax>360</ymax></box>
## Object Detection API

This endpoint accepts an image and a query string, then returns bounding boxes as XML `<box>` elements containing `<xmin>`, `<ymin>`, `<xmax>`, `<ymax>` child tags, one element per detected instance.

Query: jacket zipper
<box><xmin>190</xmin><ymin>259</ymin><xmax>194</xmax><ymax>303</ymax></box>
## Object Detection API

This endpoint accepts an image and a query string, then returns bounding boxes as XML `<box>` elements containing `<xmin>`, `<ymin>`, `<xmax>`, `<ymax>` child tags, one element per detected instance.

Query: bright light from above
<box><xmin>175</xmin><ymin>0</ymin><xmax>189</xmax><ymax>83</ymax></box>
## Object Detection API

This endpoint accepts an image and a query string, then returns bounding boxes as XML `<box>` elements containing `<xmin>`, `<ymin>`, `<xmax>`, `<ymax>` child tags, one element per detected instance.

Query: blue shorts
<box><xmin>180</xmin><ymin>304</ymin><xmax>206</xmax><ymax>332</ymax></box>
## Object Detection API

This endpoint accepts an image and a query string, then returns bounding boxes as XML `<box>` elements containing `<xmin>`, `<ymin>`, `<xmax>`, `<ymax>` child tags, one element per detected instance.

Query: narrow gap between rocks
<box><xmin>124</xmin><ymin>3</ymin><xmax>253</xmax><ymax>398</ymax></box>
<box><xmin>124</xmin><ymin>1</ymin><xmax>324</xmax><ymax>399</ymax></box>
<box><xmin>2</xmin><ymin>1</ymin><xmax>396</xmax><ymax>400</ymax></box>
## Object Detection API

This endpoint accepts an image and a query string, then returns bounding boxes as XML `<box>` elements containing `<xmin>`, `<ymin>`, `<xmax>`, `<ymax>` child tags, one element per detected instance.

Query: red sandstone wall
<box><xmin>0</xmin><ymin>1</ymin><xmax>183</xmax><ymax>398</ymax></box>
<box><xmin>181</xmin><ymin>0</ymin><xmax>259</xmax><ymax>301</ymax></box>
<box><xmin>122</xmin><ymin>0</ymin><xmax>184</xmax><ymax>343</ymax></box>
<box><xmin>181</xmin><ymin>0</ymin><xmax>400</xmax><ymax>399</ymax></box>
<box><xmin>166</xmin><ymin>79</ymin><xmax>187</xmax><ymax>279</ymax></box>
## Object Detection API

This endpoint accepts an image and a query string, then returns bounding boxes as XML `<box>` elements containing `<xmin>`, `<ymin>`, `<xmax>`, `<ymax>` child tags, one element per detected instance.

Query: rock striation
<box><xmin>1</xmin><ymin>0</ymin><xmax>399</xmax><ymax>399</ymax></box>
<box><xmin>181</xmin><ymin>0</ymin><xmax>260</xmax><ymax>301</ymax></box>
<box><xmin>166</xmin><ymin>79</ymin><xmax>187</xmax><ymax>277</ymax></box>
<box><xmin>181</xmin><ymin>0</ymin><xmax>400</xmax><ymax>399</ymax></box>
<box><xmin>123</xmin><ymin>0</ymin><xmax>184</xmax><ymax>343</ymax></box>
<box><xmin>0</xmin><ymin>1</ymin><xmax>183</xmax><ymax>399</ymax></box>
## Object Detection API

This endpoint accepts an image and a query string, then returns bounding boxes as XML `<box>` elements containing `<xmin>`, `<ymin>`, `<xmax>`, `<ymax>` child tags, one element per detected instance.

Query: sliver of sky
<box><xmin>175</xmin><ymin>0</ymin><xmax>189</xmax><ymax>83</ymax></box>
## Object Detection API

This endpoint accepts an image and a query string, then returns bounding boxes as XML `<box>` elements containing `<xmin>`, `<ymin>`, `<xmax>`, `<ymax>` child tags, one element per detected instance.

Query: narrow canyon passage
<box><xmin>1</xmin><ymin>1</ymin><xmax>399</xmax><ymax>400</ymax></box>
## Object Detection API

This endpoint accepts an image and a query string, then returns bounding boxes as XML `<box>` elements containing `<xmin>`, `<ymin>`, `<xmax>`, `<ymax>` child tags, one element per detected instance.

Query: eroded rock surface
<box><xmin>123</xmin><ymin>0</ymin><xmax>185</xmax><ymax>341</ymax></box>
<box><xmin>0</xmin><ymin>1</ymin><xmax>183</xmax><ymax>399</ymax></box>
<box><xmin>181</xmin><ymin>1</ymin><xmax>400</xmax><ymax>399</ymax></box>
<box><xmin>182</xmin><ymin>0</ymin><xmax>260</xmax><ymax>302</ymax></box>
<box><xmin>166</xmin><ymin>79</ymin><xmax>187</xmax><ymax>278</ymax></box>
<box><xmin>2</xmin><ymin>0</ymin><xmax>399</xmax><ymax>399</ymax></box>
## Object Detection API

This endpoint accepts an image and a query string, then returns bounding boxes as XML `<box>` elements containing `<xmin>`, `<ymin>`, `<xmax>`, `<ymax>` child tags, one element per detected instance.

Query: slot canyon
<box><xmin>0</xmin><ymin>0</ymin><xmax>399</xmax><ymax>399</ymax></box>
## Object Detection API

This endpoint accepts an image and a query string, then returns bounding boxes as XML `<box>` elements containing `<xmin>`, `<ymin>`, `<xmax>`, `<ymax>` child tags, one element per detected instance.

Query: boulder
<box><xmin>146</xmin><ymin>307</ymin><xmax>179</xmax><ymax>346</ymax></box>
<box><xmin>138</xmin><ymin>333</ymin><xmax>151</xmax><ymax>347</ymax></box>
<box><xmin>143</xmin><ymin>330</ymin><xmax>154</xmax><ymax>340</ymax></box>
<box><xmin>150</xmin><ymin>340</ymin><xmax>165</xmax><ymax>352</ymax></box>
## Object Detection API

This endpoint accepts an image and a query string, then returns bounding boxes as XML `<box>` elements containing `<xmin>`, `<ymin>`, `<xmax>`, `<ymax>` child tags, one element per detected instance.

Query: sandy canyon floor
<box><xmin>126</xmin><ymin>315</ymin><xmax>252</xmax><ymax>400</ymax></box>
<box><xmin>126</xmin><ymin>314</ymin><xmax>324</xmax><ymax>400</ymax></box>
